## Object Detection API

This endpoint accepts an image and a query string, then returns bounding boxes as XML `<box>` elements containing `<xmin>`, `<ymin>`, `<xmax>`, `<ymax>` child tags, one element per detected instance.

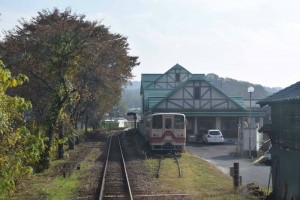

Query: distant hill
<box><xmin>118</xmin><ymin>81</ymin><xmax>141</xmax><ymax>113</ymax></box>
<box><xmin>205</xmin><ymin>73</ymin><xmax>282</xmax><ymax>99</ymax></box>
<box><xmin>119</xmin><ymin>75</ymin><xmax>282</xmax><ymax>112</ymax></box>
<box><xmin>264</xmin><ymin>86</ymin><xmax>283</xmax><ymax>94</ymax></box>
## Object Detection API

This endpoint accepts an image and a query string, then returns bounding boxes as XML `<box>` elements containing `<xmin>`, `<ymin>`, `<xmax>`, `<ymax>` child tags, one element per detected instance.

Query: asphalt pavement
<box><xmin>186</xmin><ymin>139</ymin><xmax>272</xmax><ymax>188</ymax></box>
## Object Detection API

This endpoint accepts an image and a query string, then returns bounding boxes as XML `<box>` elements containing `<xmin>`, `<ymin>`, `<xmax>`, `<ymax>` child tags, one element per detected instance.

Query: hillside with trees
<box><xmin>119</xmin><ymin>81</ymin><xmax>141</xmax><ymax>113</ymax></box>
<box><xmin>205</xmin><ymin>73</ymin><xmax>281</xmax><ymax>99</ymax></box>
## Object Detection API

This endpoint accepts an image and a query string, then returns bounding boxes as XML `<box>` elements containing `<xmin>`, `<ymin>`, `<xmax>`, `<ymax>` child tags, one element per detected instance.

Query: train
<box><xmin>144</xmin><ymin>113</ymin><xmax>187</xmax><ymax>151</ymax></box>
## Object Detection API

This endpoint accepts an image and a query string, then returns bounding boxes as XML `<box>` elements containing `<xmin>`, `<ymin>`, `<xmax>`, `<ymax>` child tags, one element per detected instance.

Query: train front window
<box><xmin>175</xmin><ymin>115</ymin><xmax>184</xmax><ymax>129</ymax></box>
<box><xmin>152</xmin><ymin>115</ymin><xmax>162</xmax><ymax>129</ymax></box>
<box><xmin>165</xmin><ymin>118</ymin><xmax>172</xmax><ymax>129</ymax></box>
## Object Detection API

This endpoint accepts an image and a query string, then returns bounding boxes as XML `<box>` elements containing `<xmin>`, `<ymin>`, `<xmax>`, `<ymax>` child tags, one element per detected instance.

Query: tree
<box><xmin>62</xmin><ymin>11</ymin><xmax>138</xmax><ymax>132</ymax></box>
<box><xmin>1</xmin><ymin>8</ymin><xmax>139</xmax><ymax>169</ymax></box>
<box><xmin>1</xmin><ymin>8</ymin><xmax>93</xmax><ymax>168</ymax></box>
<box><xmin>0</xmin><ymin>60</ymin><xmax>43</xmax><ymax>195</ymax></box>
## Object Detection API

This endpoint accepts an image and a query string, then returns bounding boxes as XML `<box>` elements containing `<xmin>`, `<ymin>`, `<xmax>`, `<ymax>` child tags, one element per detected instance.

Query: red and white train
<box><xmin>144</xmin><ymin>113</ymin><xmax>186</xmax><ymax>151</ymax></box>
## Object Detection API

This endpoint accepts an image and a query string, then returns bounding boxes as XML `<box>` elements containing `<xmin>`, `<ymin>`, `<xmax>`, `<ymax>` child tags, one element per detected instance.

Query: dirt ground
<box><xmin>73</xmin><ymin>131</ymin><xmax>108</xmax><ymax>199</ymax></box>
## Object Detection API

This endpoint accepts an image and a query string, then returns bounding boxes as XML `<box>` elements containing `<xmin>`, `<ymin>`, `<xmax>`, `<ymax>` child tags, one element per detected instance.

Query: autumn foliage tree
<box><xmin>1</xmin><ymin>8</ymin><xmax>139</xmax><ymax>170</ymax></box>
<box><xmin>0</xmin><ymin>60</ymin><xmax>43</xmax><ymax>194</ymax></box>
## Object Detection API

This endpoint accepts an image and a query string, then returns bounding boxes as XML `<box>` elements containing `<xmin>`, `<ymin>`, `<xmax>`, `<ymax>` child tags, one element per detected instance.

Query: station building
<box><xmin>140</xmin><ymin>64</ymin><xmax>265</xmax><ymax>139</ymax></box>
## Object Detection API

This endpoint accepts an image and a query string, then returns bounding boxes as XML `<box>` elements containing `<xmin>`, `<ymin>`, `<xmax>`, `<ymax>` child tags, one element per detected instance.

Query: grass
<box><xmin>8</xmin><ymin>143</ymin><xmax>101</xmax><ymax>200</ymax></box>
<box><xmin>5</xmin><ymin>137</ymin><xmax>266</xmax><ymax>200</ymax></box>
<box><xmin>35</xmin><ymin>175</ymin><xmax>78</xmax><ymax>200</ymax></box>
<box><xmin>145</xmin><ymin>153</ymin><xmax>246</xmax><ymax>200</ymax></box>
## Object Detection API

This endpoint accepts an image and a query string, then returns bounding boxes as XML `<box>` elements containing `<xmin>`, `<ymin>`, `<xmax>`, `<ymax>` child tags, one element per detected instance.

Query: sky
<box><xmin>1</xmin><ymin>0</ymin><xmax>300</xmax><ymax>88</ymax></box>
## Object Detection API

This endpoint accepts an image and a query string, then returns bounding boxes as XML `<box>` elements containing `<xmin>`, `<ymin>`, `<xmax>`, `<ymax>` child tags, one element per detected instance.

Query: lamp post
<box><xmin>247</xmin><ymin>86</ymin><xmax>254</xmax><ymax>158</ymax></box>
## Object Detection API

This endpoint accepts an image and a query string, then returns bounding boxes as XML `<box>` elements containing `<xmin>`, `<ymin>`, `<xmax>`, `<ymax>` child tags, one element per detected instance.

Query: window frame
<box><xmin>194</xmin><ymin>86</ymin><xmax>200</xmax><ymax>99</ymax></box>
<box><xmin>175</xmin><ymin>73</ymin><xmax>180</xmax><ymax>82</ymax></box>
<box><xmin>152</xmin><ymin>115</ymin><xmax>162</xmax><ymax>129</ymax></box>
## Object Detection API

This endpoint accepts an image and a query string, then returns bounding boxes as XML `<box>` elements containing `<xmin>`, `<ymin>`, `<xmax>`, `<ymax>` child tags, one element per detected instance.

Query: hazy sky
<box><xmin>1</xmin><ymin>0</ymin><xmax>300</xmax><ymax>88</ymax></box>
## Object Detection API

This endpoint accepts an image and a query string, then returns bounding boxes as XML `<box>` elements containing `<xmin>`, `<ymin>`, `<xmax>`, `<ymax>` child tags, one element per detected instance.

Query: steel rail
<box><xmin>134</xmin><ymin>193</ymin><xmax>190</xmax><ymax>197</ymax></box>
<box><xmin>156</xmin><ymin>156</ymin><xmax>163</xmax><ymax>178</ymax></box>
<box><xmin>99</xmin><ymin>136</ymin><xmax>112</xmax><ymax>200</ymax></box>
<box><xmin>99</xmin><ymin>134</ymin><xmax>133</xmax><ymax>200</ymax></box>
<box><xmin>156</xmin><ymin>154</ymin><xmax>182</xmax><ymax>178</ymax></box>
<box><xmin>118</xmin><ymin>134</ymin><xmax>133</xmax><ymax>200</ymax></box>
<box><xmin>174</xmin><ymin>155</ymin><xmax>182</xmax><ymax>177</ymax></box>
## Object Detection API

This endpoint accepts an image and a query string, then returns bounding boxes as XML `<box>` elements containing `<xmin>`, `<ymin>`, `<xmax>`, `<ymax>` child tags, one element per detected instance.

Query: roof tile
<box><xmin>257</xmin><ymin>81</ymin><xmax>300</xmax><ymax>106</ymax></box>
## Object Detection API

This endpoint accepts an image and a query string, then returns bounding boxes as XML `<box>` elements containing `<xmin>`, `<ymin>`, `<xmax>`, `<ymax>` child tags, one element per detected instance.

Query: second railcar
<box><xmin>145</xmin><ymin>113</ymin><xmax>186</xmax><ymax>151</ymax></box>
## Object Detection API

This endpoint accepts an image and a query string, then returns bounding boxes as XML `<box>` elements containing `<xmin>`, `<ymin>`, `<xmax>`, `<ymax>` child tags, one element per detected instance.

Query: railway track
<box><xmin>99</xmin><ymin>132</ymin><xmax>191</xmax><ymax>199</ymax></box>
<box><xmin>156</xmin><ymin>154</ymin><xmax>182</xmax><ymax>178</ymax></box>
<box><xmin>99</xmin><ymin>134</ymin><xmax>133</xmax><ymax>200</ymax></box>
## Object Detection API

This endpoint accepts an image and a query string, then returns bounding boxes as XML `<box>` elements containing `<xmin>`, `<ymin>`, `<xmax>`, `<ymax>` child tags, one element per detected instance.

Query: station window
<box><xmin>175</xmin><ymin>73</ymin><xmax>180</xmax><ymax>82</ymax></box>
<box><xmin>194</xmin><ymin>86</ymin><xmax>200</xmax><ymax>99</ymax></box>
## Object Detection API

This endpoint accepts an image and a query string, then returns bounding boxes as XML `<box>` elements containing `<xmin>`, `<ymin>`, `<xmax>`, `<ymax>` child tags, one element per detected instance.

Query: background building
<box><xmin>140</xmin><ymin>64</ymin><xmax>265</xmax><ymax>140</ymax></box>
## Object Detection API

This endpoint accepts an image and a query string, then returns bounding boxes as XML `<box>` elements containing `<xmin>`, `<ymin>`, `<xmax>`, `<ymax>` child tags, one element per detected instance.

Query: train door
<box><xmin>163</xmin><ymin>115</ymin><xmax>172</xmax><ymax>131</ymax></box>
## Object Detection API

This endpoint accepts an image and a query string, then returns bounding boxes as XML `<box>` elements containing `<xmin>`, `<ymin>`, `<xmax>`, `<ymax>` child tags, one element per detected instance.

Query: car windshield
<box><xmin>209</xmin><ymin>131</ymin><xmax>221</xmax><ymax>135</ymax></box>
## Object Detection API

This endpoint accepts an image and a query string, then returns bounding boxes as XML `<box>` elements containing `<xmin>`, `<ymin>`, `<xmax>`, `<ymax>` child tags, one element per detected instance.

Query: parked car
<box><xmin>202</xmin><ymin>129</ymin><xmax>224</xmax><ymax>144</ymax></box>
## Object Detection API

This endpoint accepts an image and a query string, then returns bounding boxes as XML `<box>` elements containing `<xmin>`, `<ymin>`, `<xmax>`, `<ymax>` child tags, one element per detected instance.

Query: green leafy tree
<box><xmin>1</xmin><ymin>8</ymin><xmax>139</xmax><ymax>169</ymax></box>
<box><xmin>1</xmin><ymin>8</ymin><xmax>97</xmax><ymax>168</ymax></box>
<box><xmin>62</xmin><ymin>10</ymin><xmax>139</xmax><ymax>132</ymax></box>
<box><xmin>0</xmin><ymin>60</ymin><xmax>42</xmax><ymax>195</ymax></box>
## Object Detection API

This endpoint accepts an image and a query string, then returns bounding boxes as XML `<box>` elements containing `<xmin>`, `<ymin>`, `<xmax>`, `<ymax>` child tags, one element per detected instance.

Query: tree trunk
<box><xmin>58</xmin><ymin>122</ymin><xmax>64</xmax><ymax>159</ymax></box>
<box><xmin>41</xmin><ymin>100</ymin><xmax>65</xmax><ymax>166</ymax></box>
<box><xmin>84</xmin><ymin>116</ymin><xmax>89</xmax><ymax>133</ymax></box>
<box><xmin>38</xmin><ymin>122</ymin><xmax>55</xmax><ymax>171</ymax></box>
<box><xmin>68</xmin><ymin>137</ymin><xmax>75</xmax><ymax>149</ymax></box>
<box><xmin>75</xmin><ymin>136</ymin><xmax>80</xmax><ymax>145</ymax></box>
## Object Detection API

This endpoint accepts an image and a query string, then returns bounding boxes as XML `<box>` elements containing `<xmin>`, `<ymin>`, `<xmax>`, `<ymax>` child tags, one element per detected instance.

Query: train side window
<box><xmin>152</xmin><ymin>115</ymin><xmax>162</xmax><ymax>129</ymax></box>
<box><xmin>174</xmin><ymin>115</ymin><xmax>184</xmax><ymax>129</ymax></box>
<box><xmin>165</xmin><ymin>118</ymin><xmax>172</xmax><ymax>129</ymax></box>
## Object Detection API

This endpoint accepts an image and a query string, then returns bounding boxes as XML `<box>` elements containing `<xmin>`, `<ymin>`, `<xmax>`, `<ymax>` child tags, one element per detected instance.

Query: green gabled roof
<box><xmin>206</xmin><ymin>80</ymin><xmax>247</xmax><ymax>111</ymax></box>
<box><xmin>144</xmin><ymin>88</ymin><xmax>173</xmax><ymax>99</ymax></box>
<box><xmin>140</xmin><ymin>74</ymin><xmax>161</xmax><ymax>94</ymax></box>
<box><xmin>154</xmin><ymin>74</ymin><xmax>206</xmax><ymax>100</ymax></box>
<box><xmin>189</xmin><ymin>74</ymin><xmax>206</xmax><ymax>81</ymax></box>
<box><xmin>145</xmin><ymin>97</ymin><xmax>165</xmax><ymax>111</ymax></box>
<box><xmin>143</xmin><ymin>63</ymin><xmax>192</xmax><ymax>90</ymax></box>
<box><xmin>150</xmin><ymin>75</ymin><xmax>246</xmax><ymax>112</ymax></box>
<box><xmin>230</xmin><ymin>96</ymin><xmax>246</xmax><ymax>108</ymax></box>
<box><xmin>182</xmin><ymin>111</ymin><xmax>265</xmax><ymax>117</ymax></box>
<box><xmin>170</xmin><ymin>63</ymin><xmax>191</xmax><ymax>71</ymax></box>
<box><xmin>257</xmin><ymin>81</ymin><xmax>300</xmax><ymax>106</ymax></box>
<box><xmin>141</xmin><ymin>74</ymin><xmax>161</xmax><ymax>82</ymax></box>
<box><xmin>143</xmin><ymin>88</ymin><xmax>174</xmax><ymax>111</ymax></box>
<box><xmin>142</xmin><ymin>72</ymin><xmax>200</xmax><ymax>101</ymax></box>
